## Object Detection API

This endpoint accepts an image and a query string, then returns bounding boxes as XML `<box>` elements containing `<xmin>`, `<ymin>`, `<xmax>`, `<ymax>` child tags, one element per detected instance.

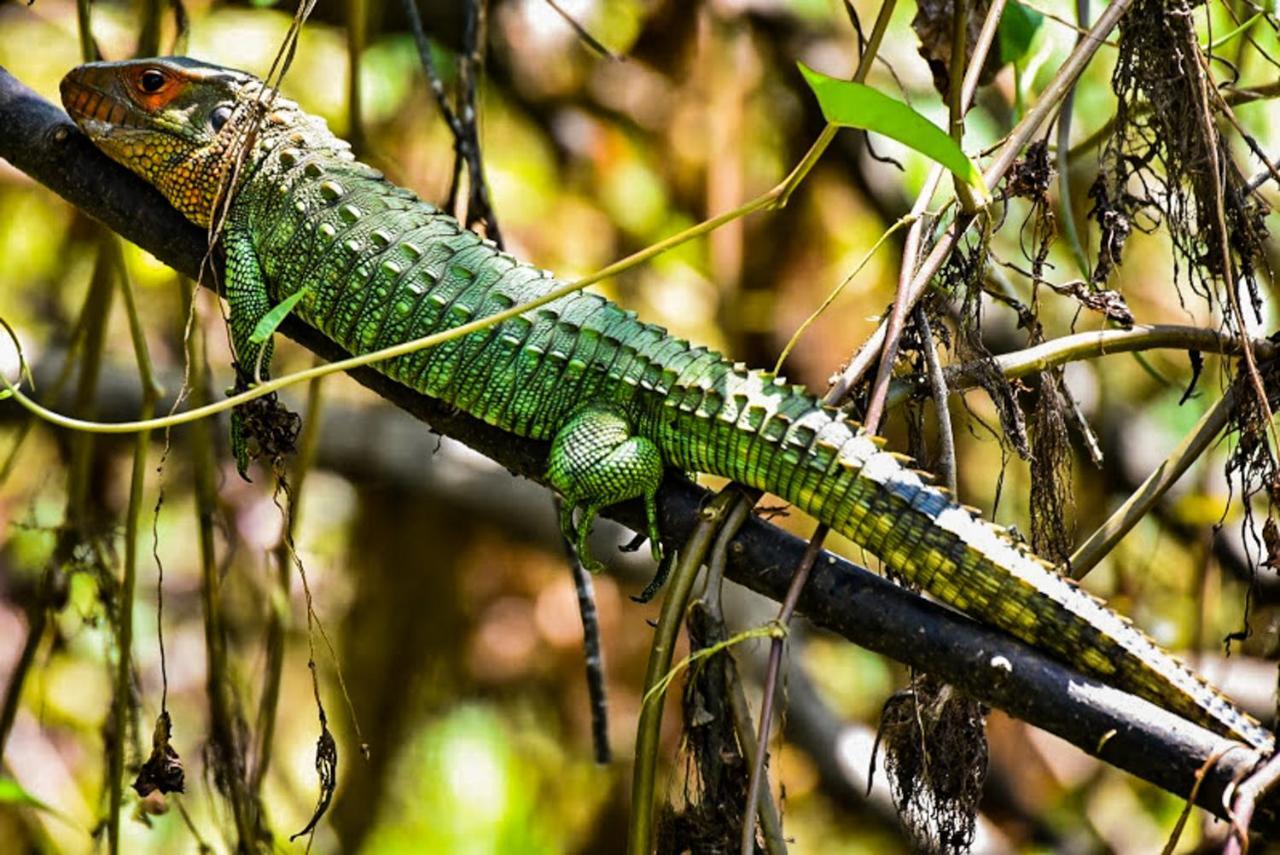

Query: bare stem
<box><xmin>188</xmin><ymin>309</ymin><xmax>259</xmax><ymax>849</ymax></box>
<box><xmin>1057</xmin><ymin>0</ymin><xmax>1092</xmax><ymax>278</ymax></box>
<box><xmin>917</xmin><ymin>309</ymin><xmax>957</xmax><ymax>494</ymax></box>
<box><xmin>345</xmin><ymin>0</ymin><xmax>366</xmax><ymax>155</ymax></box>
<box><xmin>741</xmin><ymin>529</ymin><xmax>827</xmax><ymax>855</ymax></box>
<box><xmin>253</xmin><ymin>371</ymin><xmax>325</xmax><ymax>796</ymax></box>
<box><xmin>886</xmin><ymin>323</ymin><xmax>1277</xmax><ymax>409</ymax></box>
<box><xmin>696</xmin><ymin>497</ymin><xmax>787</xmax><ymax>853</ymax></box>
<box><xmin>830</xmin><ymin>0</ymin><xmax>1137</xmax><ymax>399</ymax></box>
<box><xmin>107</xmin><ymin>238</ymin><xmax>160</xmax><ymax>854</ymax></box>
<box><xmin>1225</xmin><ymin>750</ymin><xmax>1280</xmax><ymax>855</ymax></box>
<box><xmin>1070</xmin><ymin>390</ymin><xmax>1236</xmax><ymax>579</ymax></box>
<box><xmin>628</xmin><ymin>490</ymin><xmax>737</xmax><ymax>855</ymax></box>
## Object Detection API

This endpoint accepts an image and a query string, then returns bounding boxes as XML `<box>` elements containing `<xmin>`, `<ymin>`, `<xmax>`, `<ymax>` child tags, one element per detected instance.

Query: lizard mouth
<box><xmin>60</xmin><ymin>75</ymin><xmax>141</xmax><ymax>132</ymax></box>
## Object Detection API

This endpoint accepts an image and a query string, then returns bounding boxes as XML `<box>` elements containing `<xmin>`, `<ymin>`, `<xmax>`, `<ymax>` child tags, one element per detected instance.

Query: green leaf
<box><xmin>0</xmin><ymin>777</ymin><xmax>53</xmax><ymax>813</ymax></box>
<box><xmin>999</xmin><ymin>4</ymin><xmax>1044</xmax><ymax>65</ymax></box>
<box><xmin>797</xmin><ymin>63</ymin><xmax>989</xmax><ymax>199</ymax></box>
<box><xmin>0</xmin><ymin>776</ymin><xmax>81</xmax><ymax>829</ymax></box>
<box><xmin>250</xmin><ymin>288</ymin><xmax>310</xmax><ymax>345</ymax></box>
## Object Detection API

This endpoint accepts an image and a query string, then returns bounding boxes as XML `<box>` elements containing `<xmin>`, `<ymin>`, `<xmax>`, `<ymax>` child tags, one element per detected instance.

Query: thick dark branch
<box><xmin>0</xmin><ymin>65</ymin><xmax>1273</xmax><ymax>830</ymax></box>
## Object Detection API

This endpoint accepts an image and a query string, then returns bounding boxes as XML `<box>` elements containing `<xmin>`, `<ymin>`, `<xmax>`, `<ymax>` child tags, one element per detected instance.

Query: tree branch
<box><xmin>0</xmin><ymin>65</ymin><xmax>1273</xmax><ymax>831</ymax></box>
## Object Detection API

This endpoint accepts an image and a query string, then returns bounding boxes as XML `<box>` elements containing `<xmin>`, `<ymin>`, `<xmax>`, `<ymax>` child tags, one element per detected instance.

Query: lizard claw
<box><xmin>631</xmin><ymin>547</ymin><xmax>675</xmax><ymax>604</ymax></box>
<box><xmin>229</xmin><ymin>408</ymin><xmax>253</xmax><ymax>481</ymax></box>
<box><xmin>229</xmin><ymin>366</ymin><xmax>255</xmax><ymax>481</ymax></box>
<box><xmin>558</xmin><ymin>500</ymin><xmax>607</xmax><ymax>573</ymax></box>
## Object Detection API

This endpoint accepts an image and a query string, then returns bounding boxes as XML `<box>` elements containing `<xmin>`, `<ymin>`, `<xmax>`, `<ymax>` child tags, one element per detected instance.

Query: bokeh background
<box><xmin>2</xmin><ymin>0</ymin><xmax>1280</xmax><ymax>851</ymax></box>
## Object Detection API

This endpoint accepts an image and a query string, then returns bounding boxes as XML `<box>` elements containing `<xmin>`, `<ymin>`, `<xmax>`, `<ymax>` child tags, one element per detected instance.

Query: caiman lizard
<box><xmin>57</xmin><ymin>56</ymin><xmax>1276</xmax><ymax>753</ymax></box>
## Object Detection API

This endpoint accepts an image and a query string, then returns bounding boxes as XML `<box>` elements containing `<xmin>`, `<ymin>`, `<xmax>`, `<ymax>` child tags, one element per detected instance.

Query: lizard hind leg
<box><xmin>547</xmin><ymin>404</ymin><xmax>664</xmax><ymax>572</ymax></box>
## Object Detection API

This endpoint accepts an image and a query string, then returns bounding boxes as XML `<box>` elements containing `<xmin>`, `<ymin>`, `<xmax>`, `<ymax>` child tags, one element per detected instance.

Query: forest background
<box><xmin>2</xmin><ymin>0</ymin><xmax>1280</xmax><ymax>852</ymax></box>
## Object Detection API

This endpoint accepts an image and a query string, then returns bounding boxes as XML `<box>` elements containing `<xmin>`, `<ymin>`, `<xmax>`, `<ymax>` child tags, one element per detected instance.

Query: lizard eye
<box><xmin>210</xmin><ymin>105</ymin><xmax>233</xmax><ymax>133</ymax></box>
<box><xmin>139</xmin><ymin>68</ymin><xmax>167</xmax><ymax>93</ymax></box>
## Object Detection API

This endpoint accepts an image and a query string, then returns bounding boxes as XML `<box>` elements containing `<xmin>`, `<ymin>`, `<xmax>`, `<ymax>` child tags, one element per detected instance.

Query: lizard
<box><xmin>57</xmin><ymin>56</ymin><xmax>1276</xmax><ymax>754</ymax></box>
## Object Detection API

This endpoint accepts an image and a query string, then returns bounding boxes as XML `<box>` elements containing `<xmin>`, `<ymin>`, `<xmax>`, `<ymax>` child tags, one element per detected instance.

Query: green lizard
<box><xmin>59</xmin><ymin>56</ymin><xmax>1276</xmax><ymax>753</ymax></box>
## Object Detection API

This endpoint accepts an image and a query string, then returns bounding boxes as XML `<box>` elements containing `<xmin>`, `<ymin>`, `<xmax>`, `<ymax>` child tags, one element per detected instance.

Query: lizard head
<box><xmin>61</xmin><ymin>57</ymin><xmax>263</xmax><ymax>228</ymax></box>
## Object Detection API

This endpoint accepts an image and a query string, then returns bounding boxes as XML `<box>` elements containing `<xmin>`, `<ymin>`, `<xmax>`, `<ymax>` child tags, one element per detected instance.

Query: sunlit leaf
<box><xmin>0</xmin><ymin>777</ymin><xmax>80</xmax><ymax>829</ymax></box>
<box><xmin>250</xmin><ymin>288</ymin><xmax>310</xmax><ymax>345</ymax></box>
<box><xmin>0</xmin><ymin>777</ymin><xmax>53</xmax><ymax>813</ymax></box>
<box><xmin>999</xmin><ymin>4</ymin><xmax>1044</xmax><ymax>65</ymax></box>
<box><xmin>797</xmin><ymin>63</ymin><xmax>989</xmax><ymax>199</ymax></box>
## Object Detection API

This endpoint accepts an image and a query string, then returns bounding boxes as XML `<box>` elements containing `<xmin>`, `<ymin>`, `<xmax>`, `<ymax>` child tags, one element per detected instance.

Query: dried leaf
<box><xmin>291</xmin><ymin>723</ymin><xmax>337</xmax><ymax>841</ymax></box>
<box><xmin>132</xmin><ymin>711</ymin><xmax>185</xmax><ymax>797</ymax></box>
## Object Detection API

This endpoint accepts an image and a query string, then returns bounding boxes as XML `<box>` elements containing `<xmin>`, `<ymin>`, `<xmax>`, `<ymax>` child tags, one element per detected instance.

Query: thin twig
<box><xmin>1070</xmin><ymin>389</ymin><xmax>1237</xmax><ymax>579</ymax></box>
<box><xmin>885</xmin><ymin>323</ymin><xmax>1278</xmax><ymax>408</ymax></box>
<box><xmin>1160</xmin><ymin>743</ymin><xmax>1246</xmax><ymax>855</ymax></box>
<box><xmin>740</xmin><ymin>529</ymin><xmax>827</xmax><ymax>855</ymax></box>
<box><xmin>723</xmin><ymin>645</ymin><xmax>788</xmax><ymax>855</ymax></box>
<box><xmin>545</xmin><ymin>0</ymin><xmax>617</xmax><ymax>59</ymax></box>
<box><xmin>1226</xmin><ymin>751</ymin><xmax>1280</xmax><ymax>854</ymax></box>
<box><xmin>916</xmin><ymin>308</ymin><xmax>957</xmax><ymax>493</ymax></box>
<box><xmin>107</xmin><ymin>237</ymin><xmax>160</xmax><ymax>854</ymax></box>
<box><xmin>830</xmin><ymin>0</ymin><xmax>1137</xmax><ymax>400</ymax></box>
<box><xmin>252</xmin><ymin>371</ymin><xmax>325</xmax><ymax>796</ymax></box>
<box><xmin>404</xmin><ymin>0</ymin><xmax>502</xmax><ymax>243</ymax></box>
<box><xmin>628</xmin><ymin>489</ymin><xmax>738</xmax><ymax>855</ymax></box>
<box><xmin>738</xmin><ymin>2</ymin><xmax>900</xmax><ymax>846</ymax></box>
<box><xmin>860</xmin><ymin>172</ymin><xmax>941</xmax><ymax>432</ymax></box>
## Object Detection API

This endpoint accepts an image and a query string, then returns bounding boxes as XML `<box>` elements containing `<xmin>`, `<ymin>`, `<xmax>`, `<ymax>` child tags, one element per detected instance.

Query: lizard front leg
<box><xmin>547</xmin><ymin>404</ymin><xmax>663</xmax><ymax>572</ymax></box>
<box><xmin>224</xmin><ymin>224</ymin><xmax>298</xmax><ymax>479</ymax></box>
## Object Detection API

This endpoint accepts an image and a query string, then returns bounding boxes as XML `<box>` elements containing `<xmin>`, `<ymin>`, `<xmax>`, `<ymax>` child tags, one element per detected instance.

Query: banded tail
<box><xmin>639</xmin><ymin>368</ymin><xmax>1276</xmax><ymax>752</ymax></box>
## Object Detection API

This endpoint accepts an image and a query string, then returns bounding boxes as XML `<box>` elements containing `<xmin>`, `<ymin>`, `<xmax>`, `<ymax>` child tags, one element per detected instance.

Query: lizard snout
<box><xmin>60</xmin><ymin>69</ymin><xmax>124</xmax><ymax>129</ymax></box>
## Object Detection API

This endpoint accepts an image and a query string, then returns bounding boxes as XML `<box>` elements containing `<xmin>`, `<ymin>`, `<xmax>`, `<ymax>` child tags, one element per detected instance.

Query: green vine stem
<box><xmin>884</xmin><ymin>323</ymin><xmax>1277</xmax><ymax>409</ymax></box>
<box><xmin>106</xmin><ymin>237</ymin><xmax>160</xmax><ymax>854</ymax></box>
<box><xmin>698</xmin><ymin>498</ymin><xmax>787</xmax><ymax>855</ymax></box>
<box><xmin>0</xmin><ymin>121</ymin><xmax>838</xmax><ymax>438</ymax></box>
<box><xmin>627</xmin><ymin>489</ymin><xmax>738</xmax><ymax>855</ymax></box>
<box><xmin>187</xmin><ymin>302</ymin><xmax>260</xmax><ymax>848</ymax></box>
<box><xmin>1069</xmin><ymin>389</ymin><xmax>1237</xmax><ymax>580</ymax></box>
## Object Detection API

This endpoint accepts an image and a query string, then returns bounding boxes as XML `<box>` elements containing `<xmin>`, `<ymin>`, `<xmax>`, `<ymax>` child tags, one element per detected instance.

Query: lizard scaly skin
<box><xmin>59</xmin><ymin>57</ymin><xmax>1276</xmax><ymax>752</ymax></box>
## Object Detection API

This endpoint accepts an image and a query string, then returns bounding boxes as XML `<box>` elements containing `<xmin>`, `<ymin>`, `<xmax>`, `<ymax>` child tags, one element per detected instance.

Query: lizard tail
<box><xmin>649</xmin><ymin>371</ymin><xmax>1275</xmax><ymax>751</ymax></box>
